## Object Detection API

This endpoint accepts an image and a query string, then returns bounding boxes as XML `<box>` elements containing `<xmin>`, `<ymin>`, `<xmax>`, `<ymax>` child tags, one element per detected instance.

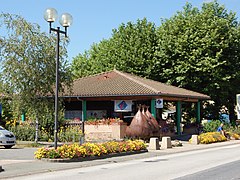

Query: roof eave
<box><xmin>59</xmin><ymin>93</ymin><xmax>210</xmax><ymax>101</ymax></box>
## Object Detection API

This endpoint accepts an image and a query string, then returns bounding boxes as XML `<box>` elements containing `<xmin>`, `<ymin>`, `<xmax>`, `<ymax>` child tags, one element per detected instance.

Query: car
<box><xmin>0</xmin><ymin>126</ymin><xmax>16</xmax><ymax>148</ymax></box>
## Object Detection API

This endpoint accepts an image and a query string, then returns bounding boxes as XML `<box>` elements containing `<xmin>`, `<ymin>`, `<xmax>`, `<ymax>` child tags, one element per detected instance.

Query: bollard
<box><xmin>79</xmin><ymin>136</ymin><xmax>85</xmax><ymax>145</ymax></box>
<box><xmin>191</xmin><ymin>135</ymin><xmax>199</xmax><ymax>145</ymax></box>
<box><xmin>149</xmin><ymin>137</ymin><xmax>160</xmax><ymax>150</ymax></box>
<box><xmin>161</xmin><ymin>136</ymin><xmax>172</xmax><ymax>149</ymax></box>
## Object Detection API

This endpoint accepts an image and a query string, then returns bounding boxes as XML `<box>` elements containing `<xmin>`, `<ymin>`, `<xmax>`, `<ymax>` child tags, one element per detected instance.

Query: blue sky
<box><xmin>1</xmin><ymin>0</ymin><xmax>239</xmax><ymax>62</ymax></box>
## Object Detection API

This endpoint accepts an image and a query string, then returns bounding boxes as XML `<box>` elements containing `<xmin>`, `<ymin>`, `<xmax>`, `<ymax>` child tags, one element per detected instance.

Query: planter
<box><xmin>39</xmin><ymin>149</ymin><xmax>148</xmax><ymax>163</ymax></box>
<box><xmin>84</xmin><ymin>122</ymin><xmax>127</xmax><ymax>141</ymax></box>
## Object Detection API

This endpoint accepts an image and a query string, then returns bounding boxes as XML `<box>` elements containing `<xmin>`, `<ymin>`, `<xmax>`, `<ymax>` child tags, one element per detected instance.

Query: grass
<box><xmin>15</xmin><ymin>141</ymin><xmax>45</xmax><ymax>148</ymax></box>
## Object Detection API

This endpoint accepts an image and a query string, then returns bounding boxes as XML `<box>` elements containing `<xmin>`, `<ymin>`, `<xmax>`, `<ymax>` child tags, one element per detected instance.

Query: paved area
<box><xmin>0</xmin><ymin>140</ymin><xmax>239</xmax><ymax>179</ymax></box>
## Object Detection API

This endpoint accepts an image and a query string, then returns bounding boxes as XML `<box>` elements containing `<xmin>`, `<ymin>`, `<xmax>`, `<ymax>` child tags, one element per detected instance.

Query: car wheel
<box><xmin>4</xmin><ymin>145</ymin><xmax>13</xmax><ymax>149</ymax></box>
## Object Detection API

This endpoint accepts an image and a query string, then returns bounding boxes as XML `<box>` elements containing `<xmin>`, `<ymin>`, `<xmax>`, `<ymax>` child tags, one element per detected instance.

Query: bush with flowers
<box><xmin>34</xmin><ymin>140</ymin><xmax>147</xmax><ymax>160</ymax></box>
<box><xmin>189</xmin><ymin>132</ymin><xmax>227</xmax><ymax>144</ymax></box>
<box><xmin>228</xmin><ymin>132</ymin><xmax>240</xmax><ymax>140</ymax></box>
<box><xmin>84</xmin><ymin>118</ymin><xmax>124</xmax><ymax>125</ymax></box>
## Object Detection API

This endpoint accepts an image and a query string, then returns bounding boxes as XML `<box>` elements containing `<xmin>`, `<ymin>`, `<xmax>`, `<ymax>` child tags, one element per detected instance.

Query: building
<box><xmin>61</xmin><ymin>69</ymin><xmax>210</xmax><ymax>135</ymax></box>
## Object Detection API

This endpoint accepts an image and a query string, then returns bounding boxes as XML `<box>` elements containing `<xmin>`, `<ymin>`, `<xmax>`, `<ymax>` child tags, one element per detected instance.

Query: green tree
<box><xmin>71</xmin><ymin>1</ymin><xmax>240</xmax><ymax>122</ymax></box>
<box><xmin>154</xmin><ymin>1</ymin><xmax>240</xmax><ymax>121</ymax></box>
<box><xmin>0</xmin><ymin>14</ymin><xmax>72</xmax><ymax>129</ymax></box>
<box><xmin>71</xmin><ymin>18</ymin><xmax>157</xmax><ymax>78</ymax></box>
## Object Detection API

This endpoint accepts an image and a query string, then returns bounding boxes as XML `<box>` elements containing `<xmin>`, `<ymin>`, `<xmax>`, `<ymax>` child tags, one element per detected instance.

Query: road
<box><xmin>0</xmin><ymin>147</ymin><xmax>36</xmax><ymax>165</ymax></box>
<box><xmin>8</xmin><ymin>143</ymin><xmax>240</xmax><ymax>180</ymax></box>
<box><xmin>177</xmin><ymin>160</ymin><xmax>240</xmax><ymax>180</ymax></box>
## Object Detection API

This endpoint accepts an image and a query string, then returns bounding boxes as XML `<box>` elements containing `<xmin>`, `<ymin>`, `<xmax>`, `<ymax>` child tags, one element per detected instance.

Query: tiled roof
<box><xmin>63</xmin><ymin>70</ymin><xmax>210</xmax><ymax>100</ymax></box>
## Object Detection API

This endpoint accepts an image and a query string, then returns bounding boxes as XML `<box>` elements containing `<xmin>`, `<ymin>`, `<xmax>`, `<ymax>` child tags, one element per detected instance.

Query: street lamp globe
<box><xmin>44</xmin><ymin>8</ymin><xmax>58</xmax><ymax>23</ymax></box>
<box><xmin>59</xmin><ymin>13</ymin><xmax>73</xmax><ymax>27</ymax></box>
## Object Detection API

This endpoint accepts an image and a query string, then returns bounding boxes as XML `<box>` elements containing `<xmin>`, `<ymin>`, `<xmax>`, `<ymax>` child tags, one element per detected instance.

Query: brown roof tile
<box><xmin>63</xmin><ymin>70</ymin><xmax>210</xmax><ymax>100</ymax></box>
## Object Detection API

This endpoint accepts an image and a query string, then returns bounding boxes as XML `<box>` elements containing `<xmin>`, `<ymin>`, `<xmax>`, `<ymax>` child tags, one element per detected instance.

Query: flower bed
<box><xmin>34</xmin><ymin>140</ymin><xmax>146</xmax><ymax>160</ymax></box>
<box><xmin>84</xmin><ymin>118</ymin><xmax>124</xmax><ymax>125</ymax></box>
<box><xmin>189</xmin><ymin>132</ymin><xmax>227</xmax><ymax>144</ymax></box>
<box><xmin>228</xmin><ymin>132</ymin><xmax>240</xmax><ymax>140</ymax></box>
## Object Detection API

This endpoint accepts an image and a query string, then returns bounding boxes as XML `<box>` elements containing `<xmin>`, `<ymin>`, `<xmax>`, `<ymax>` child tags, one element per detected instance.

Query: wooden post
<box><xmin>196</xmin><ymin>100</ymin><xmax>201</xmax><ymax>124</ymax></box>
<box><xmin>176</xmin><ymin>101</ymin><xmax>182</xmax><ymax>135</ymax></box>
<box><xmin>82</xmin><ymin>100</ymin><xmax>87</xmax><ymax>121</ymax></box>
<box><xmin>151</xmin><ymin>99</ymin><xmax>156</xmax><ymax>118</ymax></box>
<box><xmin>81</xmin><ymin>100</ymin><xmax>87</xmax><ymax>144</ymax></box>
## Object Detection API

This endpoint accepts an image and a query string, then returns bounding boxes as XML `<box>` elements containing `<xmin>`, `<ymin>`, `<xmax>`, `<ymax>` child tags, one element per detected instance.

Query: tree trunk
<box><xmin>35</xmin><ymin>115</ymin><xmax>39</xmax><ymax>143</ymax></box>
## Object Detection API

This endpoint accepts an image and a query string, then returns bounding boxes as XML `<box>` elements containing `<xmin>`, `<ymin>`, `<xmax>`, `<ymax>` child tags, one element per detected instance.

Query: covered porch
<box><xmin>62</xmin><ymin>70</ymin><xmax>210</xmax><ymax>137</ymax></box>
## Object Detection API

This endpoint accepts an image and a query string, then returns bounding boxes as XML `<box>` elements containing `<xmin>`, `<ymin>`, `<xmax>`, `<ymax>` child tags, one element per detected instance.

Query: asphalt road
<box><xmin>0</xmin><ymin>147</ymin><xmax>36</xmax><ymax>160</ymax></box>
<box><xmin>7</xmin><ymin>143</ymin><xmax>240</xmax><ymax>180</ymax></box>
<box><xmin>177</xmin><ymin>160</ymin><xmax>240</xmax><ymax>180</ymax></box>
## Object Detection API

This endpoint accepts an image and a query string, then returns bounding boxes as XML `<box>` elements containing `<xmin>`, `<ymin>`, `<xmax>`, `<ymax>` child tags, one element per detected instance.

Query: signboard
<box><xmin>87</xmin><ymin>110</ymin><xmax>107</xmax><ymax>119</ymax></box>
<box><xmin>64</xmin><ymin>110</ymin><xmax>82</xmax><ymax>120</ymax></box>
<box><xmin>114</xmin><ymin>100</ymin><xmax>132</xmax><ymax>112</ymax></box>
<box><xmin>237</xmin><ymin>94</ymin><xmax>240</xmax><ymax>119</ymax></box>
<box><xmin>64</xmin><ymin>110</ymin><xmax>107</xmax><ymax>120</ymax></box>
<box><xmin>156</xmin><ymin>99</ymin><xmax>163</xmax><ymax>108</ymax></box>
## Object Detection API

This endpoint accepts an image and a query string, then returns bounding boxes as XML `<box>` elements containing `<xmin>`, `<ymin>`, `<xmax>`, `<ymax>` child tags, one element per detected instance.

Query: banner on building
<box><xmin>64</xmin><ymin>110</ymin><xmax>107</xmax><ymax>120</ymax></box>
<box><xmin>114</xmin><ymin>100</ymin><xmax>132</xmax><ymax>112</ymax></box>
<box><xmin>156</xmin><ymin>99</ymin><xmax>163</xmax><ymax>108</ymax></box>
<box><xmin>236</xmin><ymin>94</ymin><xmax>240</xmax><ymax>119</ymax></box>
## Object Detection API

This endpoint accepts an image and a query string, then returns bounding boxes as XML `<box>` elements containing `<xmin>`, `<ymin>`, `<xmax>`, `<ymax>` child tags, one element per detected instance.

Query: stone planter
<box><xmin>84</xmin><ymin>122</ymin><xmax>127</xmax><ymax>141</ymax></box>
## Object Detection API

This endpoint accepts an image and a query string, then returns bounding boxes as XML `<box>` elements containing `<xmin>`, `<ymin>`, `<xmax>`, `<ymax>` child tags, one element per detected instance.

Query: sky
<box><xmin>1</xmin><ymin>0</ymin><xmax>239</xmax><ymax>63</ymax></box>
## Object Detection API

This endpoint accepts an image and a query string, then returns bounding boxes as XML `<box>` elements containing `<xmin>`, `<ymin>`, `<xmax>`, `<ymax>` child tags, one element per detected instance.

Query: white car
<box><xmin>0</xmin><ymin>126</ymin><xmax>16</xmax><ymax>148</ymax></box>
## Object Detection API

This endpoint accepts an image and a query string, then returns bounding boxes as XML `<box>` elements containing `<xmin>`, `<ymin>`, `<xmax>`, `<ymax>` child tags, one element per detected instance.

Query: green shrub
<box><xmin>203</xmin><ymin>120</ymin><xmax>222</xmax><ymax>133</ymax></box>
<box><xmin>58</xmin><ymin>126</ymin><xmax>83</xmax><ymax>143</ymax></box>
<box><xmin>9</xmin><ymin>125</ymin><xmax>35</xmax><ymax>141</ymax></box>
<box><xmin>224</xmin><ymin>126</ymin><xmax>240</xmax><ymax>135</ymax></box>
<box><xmin>39</xmin><ymin>129</ymin><xmax>53</xmax><ymax>142</ymax></box>
<box><xmin>8</xmin><ymin>123</ymin><xmax>83</xmax><ymax>143</ymax></box>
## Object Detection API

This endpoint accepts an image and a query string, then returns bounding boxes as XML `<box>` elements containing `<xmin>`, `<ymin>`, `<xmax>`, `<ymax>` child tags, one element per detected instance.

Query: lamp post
<box><xmin>44</xmin><ymin>8</ymin><xmax>73</xmax><ymax>149</ymax></box>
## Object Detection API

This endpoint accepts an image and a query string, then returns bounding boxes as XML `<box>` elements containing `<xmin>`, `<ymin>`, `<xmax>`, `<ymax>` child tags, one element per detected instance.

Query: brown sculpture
<box><xmin>145</xmin><ymin>106</ymin><xmax>160</xmax><ymax>136</ymax></box>
<box><xmin>125</xmin><ymin>105</ymin><xmax>160</xmax><ymax>139</ymax></box>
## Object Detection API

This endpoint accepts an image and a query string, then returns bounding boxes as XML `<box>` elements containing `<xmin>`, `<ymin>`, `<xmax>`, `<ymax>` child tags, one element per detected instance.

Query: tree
<box><xmin>0</xmin><ymin>14</ymin><xmax>72</xmax><ymax>130</ymax></box>
<box><xmin>154</xmin><ymin>1</ymin><xmax>240</xmax><ymax>121</ymax></box>
<box><xmin>71</xmin><ymin>18</ymin><xmax>157</xmax><ymax>79</ymax></box>
<box><xmin>71</xmin><ymin>1</ymin><xmax>240</xmax><ymax>122</ymax></box>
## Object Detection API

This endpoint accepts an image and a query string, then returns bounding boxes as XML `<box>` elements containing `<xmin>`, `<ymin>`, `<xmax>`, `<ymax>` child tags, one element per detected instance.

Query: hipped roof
<box><xmin>63</xmin><ymin>70</ymin><xmax>210</xmax><ymax>102</ymax></box>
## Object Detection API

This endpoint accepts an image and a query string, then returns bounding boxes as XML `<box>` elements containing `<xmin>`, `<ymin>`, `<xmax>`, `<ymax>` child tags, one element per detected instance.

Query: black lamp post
<box><xmin>44</xmin><ymin>8</ymin><xmax>73</xmax><ymax>149</ymax></box>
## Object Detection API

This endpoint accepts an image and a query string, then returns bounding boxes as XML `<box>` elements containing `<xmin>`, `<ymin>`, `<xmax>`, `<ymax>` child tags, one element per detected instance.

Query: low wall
<box><xmin>84</xmin><ymin>123</ymin><xmax>127</xmax><ymax>141</ymax></box>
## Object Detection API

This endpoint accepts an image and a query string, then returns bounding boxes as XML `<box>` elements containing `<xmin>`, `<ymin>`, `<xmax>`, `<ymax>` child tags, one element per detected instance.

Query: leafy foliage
<box><xmin>154</xmin><ymin>1</ymin><xmax>240</xmax><ymax>120</ymax></box>
<box><xmin>71</xmin><ymin>18</ymin><xmax>157</xmax><ymax>79</ymax></box>
<box><xmin>203</xmin><ymin>120</ymin><xmax>222</xmax><ymax>132</ymax></box>
<box><xmin>9</xmin><ymin>124</ymin><xmax>35</xmax><ymax>141</ymax></box>
<box><xmin>71</xmin><ymin>1</ymin><xmax>240</xmax><ymax>122</ymax></box>
<box><xmin>0</xmin><ymin>14</ymin><xmax>72</xmax><ymax>130</ymax></box>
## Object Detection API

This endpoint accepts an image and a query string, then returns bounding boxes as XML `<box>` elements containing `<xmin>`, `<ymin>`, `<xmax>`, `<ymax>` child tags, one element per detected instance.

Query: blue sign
<box><xmin>114</xmin><ymin>100</ymin><xmax>132</xmax><ymax>112</ymax></box>
<box><xmin>0</xmin><ymin>104</ymin><xmax>2</xmax><ymax>114</ymax></box>
<box><xmin>118</xmin><ymin>101</ymin><xmax>128</xmax><ymax>110</ymax></box>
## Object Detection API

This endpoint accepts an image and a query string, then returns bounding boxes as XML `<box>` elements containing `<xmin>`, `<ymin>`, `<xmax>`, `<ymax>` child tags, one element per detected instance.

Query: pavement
<box><xmin>0</xmin><ymin>139</ymin><xmax>239</xmax><ymax>179</ymax></box>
